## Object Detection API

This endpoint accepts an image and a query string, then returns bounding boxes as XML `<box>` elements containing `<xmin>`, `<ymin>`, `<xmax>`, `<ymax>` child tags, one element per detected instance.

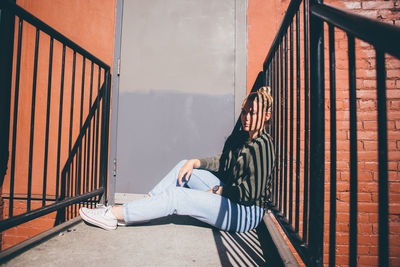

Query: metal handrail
<box><xmin>0</xmin><ymin>189</ymin><xmax>104</xmax><ymax>232</ymax></box>
<box><xmin>311</xmin><ymin>3</ymin><xmax>400</xmax><ymax>59</ymax></box>
<box><xmin>0</xmin><ymin>0</ymin><xmax>110</xmax><ymax>71</ymax></box>
<box><xmin>262</xmin><ymin>0</ymin><xmax>399</xmax><ymax>266</ymax></box>
<box><xmin>0</xmin><ymin>0</ymin><xmax>112</xmax><ymax>239</ymax></box>
<box><xmin>262</xmin><ymin>0</ymin><xmax>303</xmax><ymax>70</ymax></box>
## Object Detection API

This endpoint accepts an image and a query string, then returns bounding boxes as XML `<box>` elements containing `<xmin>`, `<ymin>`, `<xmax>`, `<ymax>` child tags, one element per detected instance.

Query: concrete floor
<box><xmin>1</xmin><ymin>215</ymin><xmax>269</xmax><ymax>267</ymax></box>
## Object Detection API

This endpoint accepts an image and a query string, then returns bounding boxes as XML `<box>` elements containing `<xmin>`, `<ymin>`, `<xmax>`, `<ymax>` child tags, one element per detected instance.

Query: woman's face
<box><xmin>241</xmin><ymin>96</ymin><xmax>271</xmax><ymax>133</ymax></box>
<box><xmin>241</xmin><ymin>99</ymin><xmax>259</xmax><ymax>132</ymax></box>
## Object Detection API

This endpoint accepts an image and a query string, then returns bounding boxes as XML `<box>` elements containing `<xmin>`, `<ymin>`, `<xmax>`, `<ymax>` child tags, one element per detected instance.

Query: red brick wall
<box><xmin>248</xmin><ymin>0</ymin><xmax>400</xmax><ymax>266</ymax></box>
<box><xmin>323</xmin><ymin>1</ymin><xmax>400</xmax><ymax>266</ymax></box>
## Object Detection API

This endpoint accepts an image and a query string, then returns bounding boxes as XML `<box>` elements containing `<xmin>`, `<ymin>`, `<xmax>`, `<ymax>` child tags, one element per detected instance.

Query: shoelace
<box><xmin>94</xmin><ymin>203</ymin><xmax>120</xmax><ymax>222</ymax></box>
<box><xmin>87</xmin><ymin>205</ymin><xmax>111</xmax><ymax>216</ymax></box>
<box><xmin>96</xmin><ymin>203</ymin><xmax>107</xmax><ymax>209</ymax></box>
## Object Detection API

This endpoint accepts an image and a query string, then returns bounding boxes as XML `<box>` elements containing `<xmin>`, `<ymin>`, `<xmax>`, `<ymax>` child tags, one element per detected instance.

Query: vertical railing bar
<box><xmin>280</xmin><ymin>40</ymin><xmax>284</xmax><ymax>214</ymax></box>
<box><xmin>303</xmin><ymin>0</ymin><xmax>310</xmax><ymax>244</ymax></box>
<box><xmin>78</xmin><ymin>56</ymin><xmax>85</xmax><ymax>208</ymax></box>
<box><xmin>83</xmin><ymin>127</ymin><xmax>87</xmax><ymax>196</ymax></box>
<box><xmin>91</xmin><ymin>112</ymin><xmax>97</xmax><ymax>196</ymax></box>
<box><xmin>66</xmin><ymin>157</ymin><xmax>71</xmax><ymax>206</ymax></box>
<box><xmin>79</xmin><ymin>57</ymin><xmax>85</xmax><ymax>130</ymax></box>
<box><xmin>89</xmin><ymin>62</ymin><xmax>94</xmax><ymax>109</ymax></box>
<box><xmin>74</xmin><ymin>155</ymin><xmax>78</xmax><ymax>216</ymax></box>
<box><xmin>102</xmin><ymin>69</ymin><xmax>109</xmax><ymax>197</ymax></box>
<box><xmin>328</xmin><ymin>24</ymin><xmax>337</xmax><ymax>267</ymax></box>
<box><xmin>90</xmin><ymin>64</ymin><xmax>96</xmax><ymax>207</ymax></box>
<box><xmin>272</xmin><ymin>52</ymin><xmax>276</xmax><ymax>206</ymax></box>
<box><xmin>56</xmin><ymin>44</ymin><xmax>66</xmax><ymax>201</ymax></box>
<box><xmin>94</xmin><ymin>67</ymin><xmax>101</xmax><ymax>191</ymax></box>
<box><xmin>67</xmin><ymin>50</ymin><xmax>76</xmax><ymax>210</ymax></box>
<box><xmin>347</xmin><ymin>34</ymin><xmax>357</xmax><ymax>267</ymax></box>
<box><xmin>91</xmin><ymin>112</ymin><xmax>96</xmax><ymax>198</ymax></box>
<box><xmin>101</xmin><ymin>70</ymin><xmax>111</xmax><ymax>201</ymax></box>
<box><xmin>289</xmin><ymin>20</ymin><xmax>294</xmax><ymax>226</ymax></box>
<box><xmin>376</xmin><ymin>49</ymin><xmax>389</xmax><ymax>267</ymax></box>
<box><xmin>295</xmin><ymin>9</ymin><xmax>301</xmax><ymax>233</ymax></box>
<box><xmin>284</xmin><ymin>32</ymin><xmax>288</xmax><ymax>219</ymax></box>
<box><xmin>99</xmin><ymin>70</ymin><xmax>106</xmax><ymax>194</ymax></box>
<box><xmin>74</xmin><ymin>150</ymin><xmax>79</xmax><ymax>216</ymax></box>
<box><xmin>68</xmin><ymin>50</ymin><xmax>76</xmax><ymax>153</ymax></box>
<box><xmin>102</xmin><ymin>70</ymin><xmax>109</xmax><ymax>200</ymax></box>
<box><xmin>65</xmin><ymin>163</ymin><xmax>70</xmax><ymax>220</ymax></box>
<box><xmin>86</xmin><ymin>61</ymin><xmax>94</xmax><ymax>201</ymax></box>
<box><xmin>275</xmin><ymin>50</ymin><xmax>279</xmax><ymax>207</ymax></box>
<box><xmin>309</xmin><ymin>0</ymin><xmax>325</xmax><ymax>265</ymax></box>
<box><xmin>42</xmin><ymin>36</ymin><xmax>54</xmax><ymax>207</ymax></box>
<box><xmin>270</xmin><ymin>56</ymin><xmax>274</xmax><ymax>204</ymax></box>
<box><xmin>9</xmin><ymin>17</ymin><xmax>23</xmax><ymax>217</ymax></box>
<box><xmin>81</xmin><ymin>133</ymin><xmax>87</xmax><ymax>206</ymax></box>
<box><xmin>58</xmin><ymin>168</ymin><xmax>67</xmax><ymax>223</ymax></box>
<box><xmin>69</xmin><ymin>160</ymin><xmax>74</xmax><ymax>220</ymax></box>
<box><xmin>27</xmin><ymin>27</ymin><xmax>40</xmax><ymax>212</ymax></box>
<box><xmin>84</xmin><ymin>123</ymin><xmax>90</xmax><ymax>208</ymax></box>
<box><xmin>269</xmin><ymin>62</ymin><xmax>273</xmax><ymax>137</ymax></box>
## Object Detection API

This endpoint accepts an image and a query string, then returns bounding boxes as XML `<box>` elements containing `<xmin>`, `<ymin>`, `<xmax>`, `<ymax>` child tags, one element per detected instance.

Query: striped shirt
<box><xmin>199</xmin><ymin>129</ymin><xmax>275</xmax><ymax>208</ymax></box>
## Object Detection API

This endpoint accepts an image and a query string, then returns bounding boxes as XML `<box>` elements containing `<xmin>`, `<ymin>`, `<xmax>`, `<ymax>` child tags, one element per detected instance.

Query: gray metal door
<box><xmin>111</xmin><ymin>0</ymin><xmax>246</xmax><ymax>196</ymax></box>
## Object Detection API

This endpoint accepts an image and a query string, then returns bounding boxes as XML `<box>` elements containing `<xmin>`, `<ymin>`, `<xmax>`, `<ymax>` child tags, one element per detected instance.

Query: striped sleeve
<box><xmin>198</xmin><ymin>154</ymin><xmax>222</xmax><ymax>172</ymax></box>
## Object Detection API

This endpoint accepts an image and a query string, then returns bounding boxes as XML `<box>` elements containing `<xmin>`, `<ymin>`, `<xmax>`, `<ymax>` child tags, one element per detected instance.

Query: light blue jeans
<box><xmin>122</xmin><ymin>160</ymin><xmax>265</xmax><ymax>232</ymax></box>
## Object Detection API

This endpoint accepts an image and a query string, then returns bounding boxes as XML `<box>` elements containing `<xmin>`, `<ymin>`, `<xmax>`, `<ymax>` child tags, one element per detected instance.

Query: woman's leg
<box><xmin>186</xmin><ymin>168</ymin><xmax>223</xmax><ymax>191</ymax></box>
<box><xmin>148</xmin><ymin>160</ymin><xmax>187</xmax><ymax>196</ymax></box>
<box><xmin>148</xmin><ymin>160</ymin><xmax>222</xmax><ymax>195</ymax></box>
<box><xmin>123</xmin><ymin>187</ymin><xmax>264</xmax><ymax>232</ymax></box>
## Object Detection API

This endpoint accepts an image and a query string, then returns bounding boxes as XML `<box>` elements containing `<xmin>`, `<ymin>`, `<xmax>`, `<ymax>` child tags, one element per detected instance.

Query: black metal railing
<box><xmin>0</xmin><ymin>0</ymin><xmax>111</xmax><ymax>235</ymax></box>
<box><xmin>260</xmin><ymin>0</ymin><xmax>400</xmax><ymax>266</ymax></box>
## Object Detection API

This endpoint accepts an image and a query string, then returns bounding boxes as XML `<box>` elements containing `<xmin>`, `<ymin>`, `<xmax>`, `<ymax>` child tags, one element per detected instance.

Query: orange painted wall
<box><xmin>247</xmin><ymin>0</ymin><xmax>291</xmax><ymax>93</ymax></box>
<box><xmin>1</xmin><ymin>0</ymin><xmax>116</xmax><ymax>250</ymax></box>
<box><xmin>16</xmin><ymin>0</ymin><xmax>116</xmax><ymax>68</ymax></box>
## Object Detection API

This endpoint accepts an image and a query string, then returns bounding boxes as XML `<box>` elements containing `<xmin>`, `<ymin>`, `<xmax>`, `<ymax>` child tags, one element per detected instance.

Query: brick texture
<box><xmin>323</xmin><ymin>1</ymin><xmax>400</xmax><ymax>266</ymax></box>
<box><xmin>249</xmin><ymin>0</ymin><xmax>399</xmax><ymax>266</ymax></box>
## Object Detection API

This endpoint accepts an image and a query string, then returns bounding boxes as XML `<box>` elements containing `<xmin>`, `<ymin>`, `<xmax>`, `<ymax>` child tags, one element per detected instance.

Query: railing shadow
<box><xmin>212</xmin><ymin>223</ymin><xmax>284</xmax><ymax>267</ymax></box>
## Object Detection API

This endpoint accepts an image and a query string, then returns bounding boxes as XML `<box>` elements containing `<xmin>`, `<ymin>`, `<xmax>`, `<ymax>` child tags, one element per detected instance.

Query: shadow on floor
<box><xmin>105</xmin><ymin>214</ymin><xmax>284</xmax><ymax>266</ymax></box>
<box><xmin>213</xmin><ymin>222</ymin><xmax>284</xmax><ymax>267</ymax></box>
<box><xmin>108</xmin><ymin>214</ymin><xmax>285</xmax><ymax>266</ymax></box>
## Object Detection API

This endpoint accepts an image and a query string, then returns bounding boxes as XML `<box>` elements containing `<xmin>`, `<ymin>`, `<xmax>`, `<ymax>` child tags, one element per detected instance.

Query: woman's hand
<box><xmin>178</xmin><ymin>159</ymin><xmax>200</xmax><ymax>186</ymax></box>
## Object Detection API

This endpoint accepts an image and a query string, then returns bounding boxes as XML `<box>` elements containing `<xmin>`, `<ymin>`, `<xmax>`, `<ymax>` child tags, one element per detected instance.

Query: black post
<box><xmin>99</xmin><ymin>70</ymin><xmax>111</xmax><ymax>204</ymax></box>
<box><xmin>328</xmin><ymin>24</ymin><xmax>337</xmax><ymax>267</ymax></box>
<box><xmin>308</xmin><ymin>0</ymin><xmax>325</xmax><ymax>266</ymax></box>
<box><xmin>0</xmin><ymin>2</ymin><xmax>15</xmax><ymax>188</ymax></box>
<box><xmin>376</xmin><ymin>49</ymin><xmax>389</xmax><ymax>267</ymax></box>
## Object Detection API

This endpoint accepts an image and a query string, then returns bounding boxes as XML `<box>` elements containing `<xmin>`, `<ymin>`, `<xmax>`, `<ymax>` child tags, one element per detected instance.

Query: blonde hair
<box><xmin>242</xmin><ymin>86</ymin><xmax>273</xmax><ymax>114</ymax></box>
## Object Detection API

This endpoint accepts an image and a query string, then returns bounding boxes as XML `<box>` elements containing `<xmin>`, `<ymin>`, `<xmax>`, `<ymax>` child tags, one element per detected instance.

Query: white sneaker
<box><xmin>95</xmin><ymin>204</ymin><xmax>127</xmax><ymax>226</ymax></box>
<box><xmin>79</xmin><ymin>206</ymin><xmax>117</xmax><ymax>230</ymax></box>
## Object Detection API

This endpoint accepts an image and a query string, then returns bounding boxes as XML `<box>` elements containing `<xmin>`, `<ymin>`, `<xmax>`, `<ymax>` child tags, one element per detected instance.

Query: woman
<box><xmin>79</xmin><ymin>86</ymin><xmax>275</xmax><ymax>232</ymax></box>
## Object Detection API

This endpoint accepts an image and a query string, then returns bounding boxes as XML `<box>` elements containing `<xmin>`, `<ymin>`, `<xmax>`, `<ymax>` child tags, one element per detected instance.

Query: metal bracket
<box><xmin>113</xmin><ymin>158</ymin><xmax>117</xmax><ymax>177</ymax></box>
<box><xmin>117</xmin><ymin>58</ymin><xmax>120</xmax><ymax>76</ymax></box>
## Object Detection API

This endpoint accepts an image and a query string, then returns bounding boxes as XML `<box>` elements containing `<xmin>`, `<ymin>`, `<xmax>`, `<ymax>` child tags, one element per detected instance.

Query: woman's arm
<box><xmin>177</xmin><ymin>153</ymin><xmax>223</xmax><ymax>186</ymax></box>
<box><xmin>177</xmin><ymin>159</ymin><xmax>200</xmax><ymax>186</ymax></box>
<box><xmin>198</xmin><ymin>154</ymin><xmax>223</xmax><ymax>172</ymax></box>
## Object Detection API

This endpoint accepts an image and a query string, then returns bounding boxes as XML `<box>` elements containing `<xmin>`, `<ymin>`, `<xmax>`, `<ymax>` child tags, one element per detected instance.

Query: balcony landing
<box><xmin>2</xmin><ymin>215</ymin><xmax>273</xmax><ymax>266</ymax></box>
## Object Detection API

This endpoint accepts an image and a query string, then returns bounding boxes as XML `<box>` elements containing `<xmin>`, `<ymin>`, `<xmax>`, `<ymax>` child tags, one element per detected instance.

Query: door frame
<box><xmin>107</xmin><ymin>0</ymin><xmax>247</xmax><ymax>204</ymax></box>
